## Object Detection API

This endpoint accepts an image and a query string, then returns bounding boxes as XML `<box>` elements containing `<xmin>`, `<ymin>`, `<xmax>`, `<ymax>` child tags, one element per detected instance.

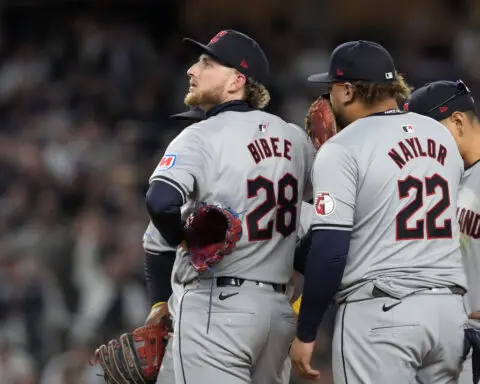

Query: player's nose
<box><xmin>187</xmin><ymin>63</ymin><xmax>198</xmax><ymax>78</ymax></box>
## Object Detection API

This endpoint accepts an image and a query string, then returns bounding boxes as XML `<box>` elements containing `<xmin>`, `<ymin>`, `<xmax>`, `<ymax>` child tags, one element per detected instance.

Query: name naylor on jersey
<box><xmin>457</xmin><ymin>207</ymin><xmax>480</xmax><ymax>239</ymax></box>
<box><xmin>388</xmin><ymin>137</ymin><xmax>447</xmax><ymax>169</ymax></box>
<box><xmin>156</xmin><ymin>154</ymin><xmax>176</xmax><ymax>171</ymax></box>
<box><xmin>247</xmin><ymin>137</ymin><xmax>292</xmax><ymax>164</ymax></box>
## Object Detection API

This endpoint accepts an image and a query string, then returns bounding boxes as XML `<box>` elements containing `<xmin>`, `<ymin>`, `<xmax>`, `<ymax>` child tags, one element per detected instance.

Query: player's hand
<box><xmin>145</xmin><ymin>302</ymin><xmax>169</xmax><ymax>326</ymax></box>
<box><xmin>289</xmin><ymin>336</ymin><xmax>320</xmax><ymax>380</ymax></box>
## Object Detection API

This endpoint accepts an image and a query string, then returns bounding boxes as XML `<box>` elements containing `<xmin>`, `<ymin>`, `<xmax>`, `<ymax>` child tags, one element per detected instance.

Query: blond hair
<box><xmin>353</xmin><ymin>73</ymin><xmax>413</xmax><ymax>105</ymax></box>
<box><xmin>244</xmin><ymin>77</ymin><xmax>270</xmax><ymax>109</ymax></box>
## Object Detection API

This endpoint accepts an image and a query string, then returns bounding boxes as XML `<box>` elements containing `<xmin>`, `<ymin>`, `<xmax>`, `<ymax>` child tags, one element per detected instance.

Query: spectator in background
<box><xmin>0</xmin><ymin>1</ymin><xmax>477</xmax><ymax>383</ymax></box>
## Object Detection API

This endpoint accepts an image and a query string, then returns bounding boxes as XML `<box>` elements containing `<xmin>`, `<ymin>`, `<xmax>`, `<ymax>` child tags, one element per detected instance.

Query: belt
<box><xmin>372</xmin><ymin>285</ymin><xmax>466</xmax><ymax>298</ymax></box>
<box><xmin>216</xmin><ymin>277</ymin><xmax>286</xmax><ymax>293</ymax></box>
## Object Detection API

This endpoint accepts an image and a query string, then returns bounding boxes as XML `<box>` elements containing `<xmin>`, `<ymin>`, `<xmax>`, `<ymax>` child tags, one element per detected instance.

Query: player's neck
<box><xmin>359</xmin><ymin>98</ymin><xmax>399</xmax><ymax>118</ymax></box>
<box><xmin>463</xmin><ymin>122</ymin><xmax>480</xmax><ymax>167</ymax></box>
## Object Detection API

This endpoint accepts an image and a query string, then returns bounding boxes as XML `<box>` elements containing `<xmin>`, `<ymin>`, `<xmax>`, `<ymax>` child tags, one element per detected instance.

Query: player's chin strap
<box><xmin>206</xmin><ymin>266</ymin><xmax>215</xmax><ymax>334</ymax></box>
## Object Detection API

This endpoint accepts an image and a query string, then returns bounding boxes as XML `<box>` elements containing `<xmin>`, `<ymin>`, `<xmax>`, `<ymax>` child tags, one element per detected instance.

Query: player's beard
<box><xmin>331</xmin><ymin>106</ymin><xmax>349</xmax><ymax>130</ymax></box>
<box><xmin>184</xmin><ymin>84</ymin><xmax>224</xmax><ymax>108</ymax></box>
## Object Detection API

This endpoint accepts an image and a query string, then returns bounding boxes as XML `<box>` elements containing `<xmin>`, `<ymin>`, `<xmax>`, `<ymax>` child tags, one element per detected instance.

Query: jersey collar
<box><xmin>365</xmin><ymin>109</ymin><xmax>407</xmax><ymax>118</ymax></box>
<box><xmin>465</xmin><ymin>158</ymin><xmax>480</xmax><ymax>171</ymax></box>
<box><xmin>205</xmin><ymin>100</ymin><xmax>253</xmax><ymax>118</ymax></box>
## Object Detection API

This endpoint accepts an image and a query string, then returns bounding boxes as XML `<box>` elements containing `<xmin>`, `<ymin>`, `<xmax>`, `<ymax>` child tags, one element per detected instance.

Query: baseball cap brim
<box><xmin>307</xmin><ymin>72</ymin><xmax>333</xmax><ymax>83</ymax></box>
<box><xmin>183</xmin><ymin>38</ymin><xmax>230</xmax><ymax>67</ymax></box>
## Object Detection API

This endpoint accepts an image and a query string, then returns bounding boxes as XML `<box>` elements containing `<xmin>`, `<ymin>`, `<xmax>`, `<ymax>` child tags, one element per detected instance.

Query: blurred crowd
<box><xmin>0</xmin><ymin>1</ymin><xmax>478</xmax><ymax>383</ymax></box>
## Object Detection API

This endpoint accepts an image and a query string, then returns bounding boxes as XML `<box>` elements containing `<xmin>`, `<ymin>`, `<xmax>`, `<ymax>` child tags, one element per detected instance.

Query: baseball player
<box><xmin>406</xmin><ymin>79</ymin><xmax>480</xmax><ymax>384</ymax></box>
<box><xmin>289</xmin><ymin>40</ymin><xmax>468</xmax><ymax>384</ymax></box>
<box><xmin>144</xmin><ymin>110</ymin><xmax>312</xmax><ymax>384</ymax></box>
<box><xmin>144</xmin><ymin>29</ymin><xmax>314</xmax><ymax>384</ymax></box>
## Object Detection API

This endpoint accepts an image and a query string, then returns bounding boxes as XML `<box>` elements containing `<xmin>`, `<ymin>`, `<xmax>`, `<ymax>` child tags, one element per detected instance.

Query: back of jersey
<box><xmin>457</xmin><ymin>163</ymin><xmax>480</xmax><ymax>327</ymax></box>
<box><xmin>311</xmin><ymin>111</ymin><xmax>466</xmax><ymax>300</ymax></box>
<box><xmin>150</xmin><ymin>110</ymin><xmax>313</xmax><ymax>285</ymax></box>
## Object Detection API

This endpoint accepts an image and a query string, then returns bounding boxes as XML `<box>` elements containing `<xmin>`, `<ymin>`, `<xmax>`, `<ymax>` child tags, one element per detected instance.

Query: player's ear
<box><xmin>228</xmin><ymin>71</ymin><xmax>246</xmax><ymax>93</ymax></box>
<box><xmin>450</xmin><ymin>111</ymin><xmax>467</xmax><ymax>137</ymax></box>
<box><xmin>343</xmin><ymin>82</ymin><xmax>355</xmax><ymax>103</ymax></box>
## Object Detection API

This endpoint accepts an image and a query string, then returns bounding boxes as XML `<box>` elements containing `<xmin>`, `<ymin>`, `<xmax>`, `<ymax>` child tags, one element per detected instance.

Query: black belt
<box><xmin>372</xmin><ymin>285</ymin><xmax>466</xmax><ymax>298</ymax></box>
<box><xmin>217</xmin><ymin>277</ymin><xmax>286</xmax><ymax>293</ymax></box>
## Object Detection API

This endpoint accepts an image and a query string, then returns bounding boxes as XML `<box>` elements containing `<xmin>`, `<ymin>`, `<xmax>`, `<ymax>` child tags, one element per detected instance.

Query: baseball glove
<box><xmin>91</xmin><ymin>323</ymin><xmax>169</xmax><ymax>384</ymax></box>
<box><xmin>305</xmin><ymin>95</ymin><xmax>337</xmax><ymax>150</ymax></box>
<box><xmin>183</xmin><ymin>204</ymin><xmax>243</xmax><ymax>273</ymax></box>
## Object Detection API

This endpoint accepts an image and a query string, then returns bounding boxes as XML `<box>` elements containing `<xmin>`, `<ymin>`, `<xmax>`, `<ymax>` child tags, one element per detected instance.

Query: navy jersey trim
<box><xmin>206</xmin><ymin>100</ymin><xmax>253</xmax><ymax>118</ymax></box>
<box><xmin>311</xmin><ymin>223</ymin><xmax>352</xmax><ymax>230</ymax></box>
<box><xmin>465</xmin><ymin>158</ymin><xmax>480</xmax><ymax>171</ymax></box>
<box><xmin>151</xmin><ymin>176</ymin><xmax>187</xmax><ymax>203</ymax></box>
<box><xmin>341</xmin><ymin>304</ymin><xmax>349</xmax><ymax>384</ymax></box>
<box><xmin>366</xmin><ymin>109</ymin><xmax>407</xmax><ymax>118</ymax></box>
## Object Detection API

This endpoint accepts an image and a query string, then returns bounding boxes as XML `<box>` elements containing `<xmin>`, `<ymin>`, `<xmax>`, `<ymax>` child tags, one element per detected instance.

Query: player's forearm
<box><xmin>297</xmin><ymin>229</ymin><xmax>349</xmax><ymax>342</ymax></box>
<box><xmin>144</xmin><ymin>251</ymin><xmax>175</xmax><ymax>305</ymax></box>
<box><xmin>293</xmin><ymin>229</ymin><xmax>312</xmax><ymax>274</ymax></box>
<box><xmin>146</xmin><ymin>180</ymin><xmax>185</xmax><ymax>246</ymax></box>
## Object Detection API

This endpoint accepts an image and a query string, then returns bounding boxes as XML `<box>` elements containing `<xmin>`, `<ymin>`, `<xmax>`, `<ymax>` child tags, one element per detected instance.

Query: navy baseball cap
<box><xmin>405</xmin><ymin>80</ymin><xmax>476</xmax><ymax>122</ymax></box>
<box><xmin>183</xmin><ymin>30</ymin><xmax>269</xmax><ymax>84</ymax></box>
<box><xmin>308</xmin><ymin>40</ymin><xmax>396</xmax><ymax>83</ymax></box>
<box><xmin>170</xmin><ymin>106</ymin><xmax>205</xmax><ymax>121</ymax></box>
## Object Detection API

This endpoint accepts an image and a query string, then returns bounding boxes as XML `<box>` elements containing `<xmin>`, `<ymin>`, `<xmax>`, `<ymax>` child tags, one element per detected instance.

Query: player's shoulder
<box><xmin>329</xmin><ymin>111</ymin><xmax>447</xmax><ymax>144</ymax></box>
<box><xmin>176</xmin><ymin>119</ymin><xmax>213</xmax><ymax>138</ymax></box>
<box><xmin>464</xmin><ymin>160</ymin><xmax>480</xmax><ymax>180</ymax></box>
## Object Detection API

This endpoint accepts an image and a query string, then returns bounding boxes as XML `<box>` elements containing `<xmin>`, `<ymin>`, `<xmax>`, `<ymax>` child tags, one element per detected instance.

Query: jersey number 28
<box><xmin>396</xmin><ymin>174</ymin><xmax>452</xmax><ymax>240</ymax></box>
<box><xmin>246</xmin><ymin>174</ymin><xmax>298</xmax><ymax>241</ymax></box>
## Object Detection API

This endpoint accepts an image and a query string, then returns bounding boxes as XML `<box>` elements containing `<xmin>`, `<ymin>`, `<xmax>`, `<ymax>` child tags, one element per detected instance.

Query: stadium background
<box><xmin>0</xmin><ymin>0</ymin><xmax>478</xmax><ymax>383</ymax></box>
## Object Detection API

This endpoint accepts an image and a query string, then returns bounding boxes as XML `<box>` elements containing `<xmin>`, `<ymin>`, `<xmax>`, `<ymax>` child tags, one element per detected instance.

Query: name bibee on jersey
<box><xmin>148</xmin><ymin>110</ymin><xmax>314</xmax><ymax>286</ymax></box>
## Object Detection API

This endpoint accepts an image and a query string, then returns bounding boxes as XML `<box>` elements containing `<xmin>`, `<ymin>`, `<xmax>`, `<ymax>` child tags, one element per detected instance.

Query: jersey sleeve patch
<box><xmin>156</xmin><ymin>154</ymin><xmax>176</xmax><ymax>171</ymax></box>
<box><xmin>314</xmin><ymin>192</ymin><xmax>335</xmax><ymax>216</ymax></box>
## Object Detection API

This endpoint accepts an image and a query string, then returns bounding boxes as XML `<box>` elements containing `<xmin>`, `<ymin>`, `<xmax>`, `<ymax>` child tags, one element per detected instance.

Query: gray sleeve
<box><xmin>311</xmin><ymin>142</ymin><xmax>357</xmax><ymax>231</ymax></box>
<box><xmin>298</xmin><ymin>201</ymin><xmax>313</xmax><ymax>238</ymax></box>
<box><xmin>148</xmin><ymin>126</ymin><xmax>212</xmax><ymax>203</ymax></box>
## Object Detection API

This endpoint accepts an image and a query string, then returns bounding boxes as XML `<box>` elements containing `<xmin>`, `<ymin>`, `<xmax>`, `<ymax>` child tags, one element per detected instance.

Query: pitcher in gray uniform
<box><xmin>144</xmin><ymin>30</ymin><xmax>314</xmax><ymax>384</ymax></box>
<box><xmin>407</xmin><ymin>79</ymin><xmax>480</xmax><ymax>384</ymax></box>
<box><xmin>290</xmin><ymin>40</ymin><xmax>468</xmax><ymax>384</ymax></box>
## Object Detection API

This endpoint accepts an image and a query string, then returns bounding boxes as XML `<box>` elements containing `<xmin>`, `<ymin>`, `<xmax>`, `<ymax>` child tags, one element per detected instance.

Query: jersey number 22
<box><xmin>246</xmin><ymin>174</ymin><xmax>298</xmax><ymax>241</ymax></box>
<box><xmin>396</xmin><ymin>174</ymin><xmax>452</xmax><ymax>240</ymax></box>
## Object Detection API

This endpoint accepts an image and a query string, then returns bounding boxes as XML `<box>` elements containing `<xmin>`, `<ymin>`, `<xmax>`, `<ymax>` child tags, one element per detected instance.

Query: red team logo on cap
<box><xmin>315</xmin><ymin>192</ymin><xmax>335</xmax><ymax>216</ymax></box>
<box><xmin>209</xmin><ymin>30</ymin><xmax>227</xmax><ymax>44</ymax></box>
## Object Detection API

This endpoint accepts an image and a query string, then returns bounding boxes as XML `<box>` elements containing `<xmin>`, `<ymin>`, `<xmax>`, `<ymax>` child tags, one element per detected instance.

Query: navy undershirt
<box><xmin>296</xmin><ymin>229</ymin><xmax>350</xmax><ymax>342</ymax></box>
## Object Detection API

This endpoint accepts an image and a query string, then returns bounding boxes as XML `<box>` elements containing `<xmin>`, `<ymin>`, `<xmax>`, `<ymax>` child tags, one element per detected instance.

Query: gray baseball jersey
<box><xmin>312</xmin><ymin>110</ymin><xmax>468</xmax><ymax>384</ymax></box>
<box><xmin>148</xmin><ymin>110</ymin><xmax>314</xmax><ymax>285</ymax></box>
<box><xmin>311</xmin><ymin>111</ymin><xmax>466</xmax><ymax>302</ymax></box>
<box><xmin>457</xmin><ymin>161</ymin><xmax>480</xmax><ymax>328</ymax></box>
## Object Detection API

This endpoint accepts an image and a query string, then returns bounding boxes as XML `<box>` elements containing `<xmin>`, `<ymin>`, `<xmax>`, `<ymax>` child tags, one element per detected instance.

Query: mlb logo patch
<box><xmin>385</xmin><ymin>72</ymin><xmax>394</xmax><ymax>79</ymax></box>
<box><xmin>156</xmin><ymin>154</ymin><xmax>176</xmax><ymax>171</ymax></box>
<box><xmin>315</xmin><ymin>192</ymin><xmax>335</xmax><ymax>216</ymax></box>
<box><xmin>258</xmin><ymin>123</ymin><xmax>268</xmax><ymax>133</ymax></box>
<box><xmin>402</xmin><ymin>125</ymin><xmax>414</xmax><ymax>133</ymax></box>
